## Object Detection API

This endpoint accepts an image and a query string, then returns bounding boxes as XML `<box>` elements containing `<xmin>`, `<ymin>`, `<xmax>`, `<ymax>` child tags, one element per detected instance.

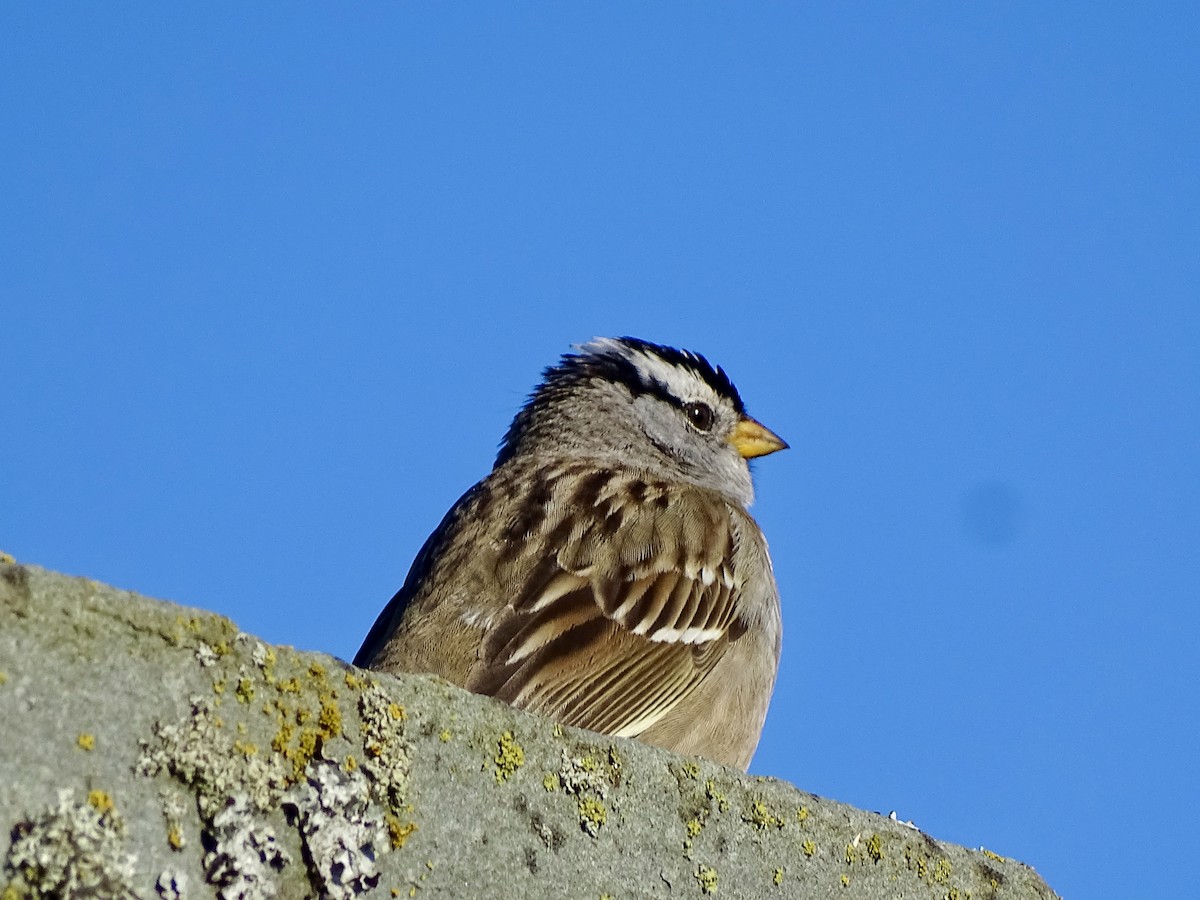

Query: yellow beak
<box><xmin>729</xmin><ymin>416</ymin><xmax>789</xmax><ymax>459</ymax></box>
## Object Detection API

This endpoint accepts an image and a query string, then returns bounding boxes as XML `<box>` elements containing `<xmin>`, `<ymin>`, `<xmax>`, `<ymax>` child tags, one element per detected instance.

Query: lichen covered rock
<box><xmin>0</xmin><ymin>561</ymin><xmax>1060</xmax><ymax>899</ymax></box>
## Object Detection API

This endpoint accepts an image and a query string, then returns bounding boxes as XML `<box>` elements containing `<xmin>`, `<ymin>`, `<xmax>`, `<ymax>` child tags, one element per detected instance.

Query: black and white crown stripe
<box><xmin>496</xmin><ymin>337</ymin><xmax>746</xmax><ymax>465</ymax></box>
<box><xmin>579</xmin><ymin>337</ymin><xmax>746</xmax><ymax>415</ymax></box>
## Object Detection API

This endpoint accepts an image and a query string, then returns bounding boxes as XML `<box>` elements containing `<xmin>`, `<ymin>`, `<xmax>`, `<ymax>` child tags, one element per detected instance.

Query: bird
<box><xmin>354</xmin><ymin>337</ymin><xmax>787</xmax><ymax>770</ymax></box>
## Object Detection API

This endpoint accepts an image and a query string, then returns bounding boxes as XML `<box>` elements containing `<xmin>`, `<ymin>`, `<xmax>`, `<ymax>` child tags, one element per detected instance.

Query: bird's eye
<box><xmin>683</xmin><ymin>401</ymin><xmax>715</xmax><ymax>432</ymax></box>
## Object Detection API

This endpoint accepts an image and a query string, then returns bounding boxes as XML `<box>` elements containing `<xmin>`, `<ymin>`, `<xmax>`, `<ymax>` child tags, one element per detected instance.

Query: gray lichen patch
<box><xmin>284</xmin><ymin>759</ymin><xmax>386</xmax><ymax>899</ymax></box>
<box><xmin>158</xmin><ymin>788</ymin><xmax>190</xmax><ymax>852</ymax></box>
<box><xmin>136</xmin><ymin>692</ymin><xmax>304</xmax><ymax>899</ymax></box>
<box><xmin>138</xmin><ymin>695</ymin><xmax>291</xmax><ymax>812</ymax></box>
<box><xmin>202</xmin><ymin>794</ymin><xmax>291</xmax><ymax>900</ymax></box>
<box><xmin>133</xmin><ymin>650</ymin><xmax>413</xmax><ymax>899</ymax></box>
<box><xmin>550</xmin><ymin>748</ymin><xmax>621</xmax><ymax>837</ymax></box>
<box><xmin>2</xmin><ymin>788</ymin><xmax>139</xmax><ymax>899</ymax></box>
<box><xmin>155</xmin><ymin>869</ymin><xmax>187</xmax><ymax>900</ymax></box>
<box><xmin>356</xmin><ymin>680</ymin><xmax>411</xmax><ymax>808</ymax></box>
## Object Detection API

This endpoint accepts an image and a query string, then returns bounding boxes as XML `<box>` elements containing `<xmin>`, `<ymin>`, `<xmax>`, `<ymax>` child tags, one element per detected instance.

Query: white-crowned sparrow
<box><xmin>355</xmin><ymin>337</ymin><xmax>787</xmax><ymax>770</ymax></box>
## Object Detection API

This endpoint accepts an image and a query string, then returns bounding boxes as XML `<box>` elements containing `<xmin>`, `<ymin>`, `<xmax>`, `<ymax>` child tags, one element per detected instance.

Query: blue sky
<box><xmin>3</xmin><ymin>5</ymin><xmax>1197</xmax><ymax>897</ymax></box>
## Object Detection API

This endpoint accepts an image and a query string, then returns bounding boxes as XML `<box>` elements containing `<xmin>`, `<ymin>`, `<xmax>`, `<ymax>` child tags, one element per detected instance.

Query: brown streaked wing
<box><xmin>466</xmin><ymin>471</ymin><xmax>746</xmax><ymax>738</ymax></box>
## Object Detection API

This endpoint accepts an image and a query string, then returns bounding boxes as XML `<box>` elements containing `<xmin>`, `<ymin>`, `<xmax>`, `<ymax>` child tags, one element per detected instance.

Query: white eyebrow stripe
<box><xmin>592</xmin><ymin>340</ymin><xmax>725</xmax><ymax>407</ymax></box>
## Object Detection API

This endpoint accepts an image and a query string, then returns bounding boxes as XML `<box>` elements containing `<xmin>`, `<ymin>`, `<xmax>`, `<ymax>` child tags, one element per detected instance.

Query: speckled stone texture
<box><xmin>0</xmin><ymin>561</ymin><xmax>1061</xmax><ymax>899</ymax></box>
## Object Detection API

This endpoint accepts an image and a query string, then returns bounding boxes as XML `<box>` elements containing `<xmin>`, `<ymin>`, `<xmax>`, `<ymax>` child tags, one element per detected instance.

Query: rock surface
<box><xmin>0</xmin><ymin>561</ymin><xmax>1060</xmax><ymax>899</ymax></box>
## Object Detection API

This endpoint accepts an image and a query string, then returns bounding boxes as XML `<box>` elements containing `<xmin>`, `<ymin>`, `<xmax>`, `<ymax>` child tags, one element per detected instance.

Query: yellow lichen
<box><xmin>704</xmin><ymin>778</ymin><xmax>729</xmax><ymax>812</ymax></box>
<box><xmin>840</xmin><ymin>874</ymin><xmax>850</xmax><ymax>887</ymax></box>
<box><xmin>934</xmin><ymin>858</ymin><xmax>953</xmax><ymax>884</ymax></box>
<box><xmin>439</xmin><ymin>728</ymin><xmax>452</xmax><ymax>742</ymax></box>
<box><xmin>289</xmin><ymin>729</ymin><xmax>319</xmax><ymax>777</ymax></box>
<box><xmin>344</xmin><ymin>672</ymin><xmax>361</xmax><ymax>690</ymax></box>
<box><xmin>743</xmin><ymin>800</ymin><xmax>783</xmax><ymax>830</ymax></box>
<box><xmin>543</xmin><ymin>773</ymin><xmax>559</xmax><ymax>792</ymax></box>
<box><xmin>86</xmin><ymin>790</ymin><xmax>114</xmax><ymax>815</ymax></box>
<box><xmin>232</xmin><ymin>739</ymin><xmax>258</xmax><ymax>758</ymax></box>
<box><xmin>686</xmin><ymin>818</ymin><xmax>703</xmax><ymax>837</ymax></box>
<box><xmin>296</xmin><ymin>728</ymin><xmax>317</xmax><ymax>757</ymax></box>
<box><xmin>578</xmin><ymin>797</ymin><xmax>608</xmax><ymax>834</ymax></box>
<box><xmin>387</xmin><ymin>702</ymin><xmax>406</xmax><ymax>721</ymax></box>
<box><xmin>77</xmin><ymin>733</ymin><xmax>95</xmax><ymax>752</ymax></box>
<box><xmin>773</xmin><ymin>867</ymin><xmax>784</xmax><ymax>886</ymax></box>
<box><xmin>680</xmin><ymin>761</ymin><xmax>701</xmax><ymax>779</ymax></box>
<box><xmin>318</xmin><ymin>694</ymin><xmax>343</xmax><ymax>737</ymax></box>
<box><xmin>271</xmin><ymin>722</ymin><xmax>294</xmax><ymax>754</ymax></box>
<box><xmin>981</xmin><ymin>848</ymin><xmax>1006</xmax><ymax>862</ymax></box>
<box><xmin>694</xmin><ymin>864</ymin><xmax>718</xmax><ymax>894</ymax></box>
<box><xmin>802</xmin><ymin>840</ymin><xmax>816</xmax><ymax>857</ymax></box>
<box><xmin>796</xmin><ymin>806</ymin><xmax>809</xmax><ymax>823</ymax></box>
<box><xmin>345</xmin><ymin>754</ymin><xmax>358</xmax><ymax>771</ymax></box>
<box><xmin>907</xmin><ymin>850</ymin><xmax>927</xmax><ymax>879</ymax></box>
<box><xmin>385</xmin><ymin>814</ymin><xmax>418</xmax><ymax>849</ymax></box>
<box><xmin>866</xmin><ymin>833</ymin><xmax>883</xmax><ymax>862</ymax></box>
<box><xmin>494</xmin><ymin>731</ymin><xmax>525</xmax><ymax>783</ymax></box>
<box><xmin>235</xmin><ymin>678</ymin><xmax>255</xmax><ymax>704</ymax></box>
<box><xmin>167</xmin><ymin>825</ymin><xmax>185</xmax><ymax>850</ymax></box>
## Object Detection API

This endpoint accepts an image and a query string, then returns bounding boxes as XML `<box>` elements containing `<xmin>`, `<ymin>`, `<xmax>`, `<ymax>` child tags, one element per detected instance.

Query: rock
<box><xmin>0</xmin><ymin>561</ymin><xmax>1059</xmax><ymax>899</ymax></box>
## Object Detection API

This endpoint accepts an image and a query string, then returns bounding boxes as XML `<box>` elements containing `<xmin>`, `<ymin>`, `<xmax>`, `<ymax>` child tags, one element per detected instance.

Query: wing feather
<box><xmin>467</xmin><ymin>466</ymin><xmax>747</xmax><ymax>739</ymax></box>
